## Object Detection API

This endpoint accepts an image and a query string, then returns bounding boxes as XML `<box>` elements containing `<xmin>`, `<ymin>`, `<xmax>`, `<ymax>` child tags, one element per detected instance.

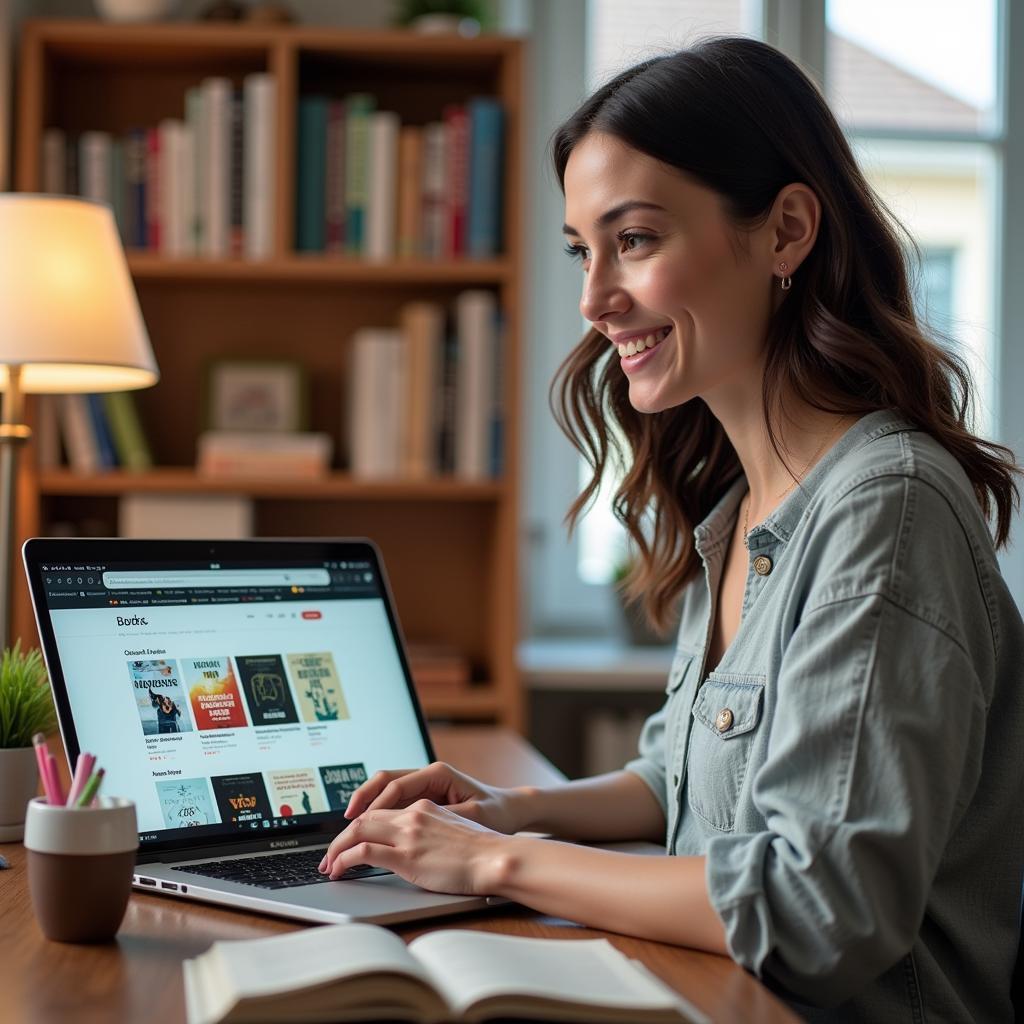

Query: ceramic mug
<box><xmin>24</xmin><ymin>796</ymin><xmax>137</xmax><ymax>942</ymax></box>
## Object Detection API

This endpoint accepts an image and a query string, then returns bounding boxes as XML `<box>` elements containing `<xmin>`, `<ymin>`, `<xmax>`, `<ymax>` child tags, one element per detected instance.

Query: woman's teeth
<box><xmin>617</xmin><ymin>326</ymin><xmax>671</xmax><ymax>358</ymax></box>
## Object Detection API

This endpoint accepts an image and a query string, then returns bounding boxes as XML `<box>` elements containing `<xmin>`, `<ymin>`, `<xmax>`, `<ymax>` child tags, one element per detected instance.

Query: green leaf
<box><xmin>0</xmin><ymin>641</ymin><xmax>56</xmax><ymax>748</ymax></box>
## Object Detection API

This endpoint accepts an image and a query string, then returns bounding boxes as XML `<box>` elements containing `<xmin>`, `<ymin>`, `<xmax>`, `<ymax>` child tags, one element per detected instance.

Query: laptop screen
<box><xmin>23</xmin><ymin>540</ymin><xmax>433</xmax><ymax>856</ymax></box>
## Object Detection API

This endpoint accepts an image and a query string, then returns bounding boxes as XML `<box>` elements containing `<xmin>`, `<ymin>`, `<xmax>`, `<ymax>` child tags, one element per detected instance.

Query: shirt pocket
<box><xmin>687</xmin><ymin>673</ymin><xmax>766</xmax><ymax>832</ymax></box>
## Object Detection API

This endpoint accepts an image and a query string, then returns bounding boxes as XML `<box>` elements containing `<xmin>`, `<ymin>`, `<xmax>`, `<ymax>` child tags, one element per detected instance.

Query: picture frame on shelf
<box><xmin>204</xmin><ymin>359</ymin><xmax>308</xmax><ymax>432</ymax></box>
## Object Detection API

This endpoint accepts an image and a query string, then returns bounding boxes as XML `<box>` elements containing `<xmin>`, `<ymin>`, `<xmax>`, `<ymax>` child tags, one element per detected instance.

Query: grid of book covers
<box><xmin>129</xmin><ymin>651</ymin><xmax>366</xmax><ymax>832</ymax></box>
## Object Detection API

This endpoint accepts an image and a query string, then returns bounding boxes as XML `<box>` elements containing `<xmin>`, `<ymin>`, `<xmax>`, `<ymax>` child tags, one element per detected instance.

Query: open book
<box><xmin>183</xmin><ymin>922</ymin><xmax>709</xmax><ymax>1024</ymax></box>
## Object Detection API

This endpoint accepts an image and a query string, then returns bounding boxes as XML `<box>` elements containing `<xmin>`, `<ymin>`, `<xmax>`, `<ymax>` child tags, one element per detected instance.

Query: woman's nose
<box><xmin>579</xmin><ymin>260</ymin><xmax>629</xmax><ymax>324</ymax></box>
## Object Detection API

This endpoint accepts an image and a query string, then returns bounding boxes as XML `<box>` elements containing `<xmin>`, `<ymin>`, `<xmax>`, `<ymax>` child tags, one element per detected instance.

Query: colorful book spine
<box><xmin>348</xmin><ymin>328</ymin><xmax>405</xmax><ymax>477</ymax></box>
<box><xmin>102</xmin><ymin>392</ymin><xmax>153</xmax><ymax>472</ymax></box>
<box><xmin>400</xmin><ymin>301</ymin><xmax>445</xmax><ymax>478</ymax></box>
<box><xmin>185</xmin><ymin>86</ymin><xmax>205</xmax><ymax>253</ymax></box>
<box><xmin>396</xmin><ymin>125</ymin><xmax>423</xmax><ymax>259</ymax></box>
<box><xmin>41</xmin><ymin>128</ymin><xmax>66</xmax><ymax>194</ymax></box>
<box><xmin>79</xmin><ymin>130</ymin><xmax>112</xmax><ymax>205</ymax></box>
<box><xmin>229</xmin><ymin>91</ymin><xmax>245</xmax><ymax>257</ymax></box>
<box><xmin>325</xmin><ymin>99</ymin><xmax>347</xmax><ymax>253</ymax></box>
<box><xmin>454</xmin><ymin>288</ymin><xmax>498</xmax><ymax>479</ymax></box>
<box><xmin>124</xmin><ymin>128</ymin><xmax>148</xmax><ymax>249</ymax></box>
<box><xmin>365</xmin><ymin>110</ymin><xmax>399</xmax><ymax>263</ymax></box>
<box><xmin>158</xmin><ymin>119</ymin><xmax>185</xmax><ymax>257</ymax></box>
<box><xmin>110</xmin><ymin>136</ymin><xmax>126</xmax><ymax>243</ymax></box>
<box><xmin>421</xmin><ymin>121</ymin><xmax>447</xmax><ymax>260</ymax></box>
<box><xmin>467</xmin><ymin>97</ymin><xmax>504</xmax><ymax>259</ymax></box>
<box><xmin>145</xmin><ymin>126</ymin><xmax>161</xmax><ymax>250</ymax></box>
<box><xmin>295</xmin><ymin>95</ymin><xmax>328</xmax><ymax>252</ymax></box>
<box><xmin>243</xmin><ymin>72</ymin><xmax>276</xmax><ymax>260</ymax></box>
<box><xmin>443</xmin><ymin>105</ymin><xmax>469</xmax><ymax>258</ymax></box>
<box><xmin>85</xmin><ymin>394</ymin><xmax>118</xmax><ymax>469</ymax></box>
<box><xmin>201</xmin><ymin>76</ymin><xmax>232</xmax><ymax>258</ymax></box>
<box><xmin>57</xmin><ymin>395</ymin><xmax>101</xmax><ymax>474</ymax></box>
<box><xmin>343</xmin><ymin>93</ymin><xmax>375</xmax><ymax>256</ymax></box>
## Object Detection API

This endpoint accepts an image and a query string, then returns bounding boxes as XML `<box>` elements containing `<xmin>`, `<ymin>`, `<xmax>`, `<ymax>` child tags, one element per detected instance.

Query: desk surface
<box><xmin>0</xmin><ymin>727</ymin><xmax>799</xmax><ymax>1024</ymax></box>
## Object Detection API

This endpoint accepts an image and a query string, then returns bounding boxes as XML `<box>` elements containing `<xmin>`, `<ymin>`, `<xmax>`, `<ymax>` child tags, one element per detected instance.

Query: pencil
<box><xmin>32</xmin><ymin>733</ymin><xmax>56</xmax><ymax>804</ymax></box>
<box><xmin>66</xmin><ymin>752</ymin><xmax>96</xmax><ymax>807</ymax></box>
<box><xmin>75</xmin><ymin>767</ymin><xmax>104</xmax><ymax>808</ymax></box>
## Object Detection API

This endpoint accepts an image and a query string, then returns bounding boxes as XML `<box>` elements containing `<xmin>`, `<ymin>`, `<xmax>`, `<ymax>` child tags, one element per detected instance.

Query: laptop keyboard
<box><xmin>174</xmin><ymin>848</ymin><xmax>392</xmax><ymax>890</ymax></box>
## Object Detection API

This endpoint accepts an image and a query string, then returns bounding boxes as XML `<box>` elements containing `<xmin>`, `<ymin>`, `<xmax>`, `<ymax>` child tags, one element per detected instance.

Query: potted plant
<box><xmin>0</xmin><ymin>643</ymin><xmax>56</xmax><ymax>842</ymax></box>
<box><xmin>394</xmin><ymin>0</ymin><xmax>489</xmax><ymax>35</ymax></box>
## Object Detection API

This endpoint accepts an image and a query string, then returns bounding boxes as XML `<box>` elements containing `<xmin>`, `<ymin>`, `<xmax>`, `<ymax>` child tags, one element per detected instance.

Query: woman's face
<box><xmin>562</xmin><ymin>132</ymin><xmax>777</xmax><ymax>414</ymax></box>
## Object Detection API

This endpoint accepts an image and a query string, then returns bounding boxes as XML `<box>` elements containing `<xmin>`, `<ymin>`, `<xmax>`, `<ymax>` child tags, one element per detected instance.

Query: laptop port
<box><xmin>181</xmin><ymin>885</ymin><xmax>188</xmax><ymax>894</ymax></box>
<box><xmin>160</xmin><ymin>881</ymin><xmax>179</xmax><ymax>891</ymax></box>
<box><xmin>138</xmin><ymin>877</ymin><xmax>157</xmax><ymax>887</ymax></box>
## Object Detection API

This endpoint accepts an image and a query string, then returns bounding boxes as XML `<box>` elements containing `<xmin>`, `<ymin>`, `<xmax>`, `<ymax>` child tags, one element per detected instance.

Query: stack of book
<box><xmin>196</xmin><ymin>432</ymin><xmax>333</xmax><ymax>479</ymax></box>
<box><xmin>295</xmin><ymin>93</ymin><xmax>503</xmax><ymax>260</ymax></box>
<box><xmin>41</xmin><ymin>72</ymin><xmax>277</xmax><ymax>259</ymax></box>
<box><xmin>38</xmin><ymin>393</ymin><xmax>153</xmax><ymax>474</ymax></box>
<box><xmin>347</xmin><ymin>289</ymin><xmax>502</xmax><ymax>480</ymax></box>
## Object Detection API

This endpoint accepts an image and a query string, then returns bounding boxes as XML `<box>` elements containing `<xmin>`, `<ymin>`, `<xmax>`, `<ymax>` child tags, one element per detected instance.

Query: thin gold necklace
<box><xmin>742</xmin><ymin>417</ymin><xmax>849</xmax><ymax>545</ymax></box>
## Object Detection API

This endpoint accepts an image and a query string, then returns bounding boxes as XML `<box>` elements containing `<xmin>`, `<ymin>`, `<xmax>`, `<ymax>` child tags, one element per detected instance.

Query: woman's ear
<box><xmin>770</xmin><ymin>183</ymin><xmax>820</xmax><ymax>275</ymax></box>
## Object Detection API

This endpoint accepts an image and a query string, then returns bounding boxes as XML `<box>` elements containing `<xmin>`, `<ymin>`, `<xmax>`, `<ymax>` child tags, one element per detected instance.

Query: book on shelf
<box><xmin>467</xmin><ymin>97</ymin><xmax>505</xmax><ymax>258</ymax></box>
<box><xmin>454</xmin><ymin>289</ymin><xmax>501</xmax><ymax>480</ymax></box>
<box><xmin>366</xmin><ymin>109</ymin><xmax>399</xmax><ymax>262</ymax></box>
<box><xmin>120</xmin><ymin>493</ymin><xmax>253</xmax><ymax>540</ymax></box>
<box><xmin>325</xmin><ymin>98</ymin><xmax>347</xmax><ymax>253</ymax></box>
<box><xmin>103</xmin><ymin>392</ymin><xmax>154</xmax><ymax>471</ymax></box>
<box><xmin>51</xmin><ymin>392</ymin><xmax>153</xmax><ymax>474</ymax></box>
<box><xmin>182</xmin><ymin>922</ymin><xmax>702</xmax><ymax>1024</ymax></box>
<box><xmin>346</xmin><ymin>292</ymin><xmax>501</xmax><ymax>481</ymax></box>
<box><xmin>56</xmin><ymin>394</ymin><xmax>102</xmax><ymax>473</ymax></box>
<box><xmin>196</xmin><ymin>431</ymin><xmax>333</xmax><ymax>478</ymax></box>
<box><xmin>347</xmin><ymin>328</ymin><xmax>406</xmax><ymax>478</ymax></box>
<box><xmin>397</xmin><ymin>124</ymin><xmax>424</xmax><ymax>258</ymax></box>
<box><xmin>39</xmin><ymin>72</ymin><xmax>276</xmax><ymax>260</ymax></box>
<box><xmin>344</xmin><ymin>92</ymin><xmax>375</xmax><ymax>256</ymax></box>
<box><xmin>296</xmin><ymin>95</ymin><xmax>329</xmax><ymax>252</ymax></box>
<box><xmin>406</xmin><ymin>644</ymin><xmax>471</xmax><ymax>694</ymax></box>
<box><xmin>443</xmin><ymin>104</ymin><xmax>470</xmax><ymax>259</ymax></box>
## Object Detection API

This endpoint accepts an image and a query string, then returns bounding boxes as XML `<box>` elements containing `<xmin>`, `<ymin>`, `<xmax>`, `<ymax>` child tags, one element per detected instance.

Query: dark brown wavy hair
<box><xmin>551</xmin><ymin>36</ymin><xmax>1019</xmax><ymax>633</ymax></box>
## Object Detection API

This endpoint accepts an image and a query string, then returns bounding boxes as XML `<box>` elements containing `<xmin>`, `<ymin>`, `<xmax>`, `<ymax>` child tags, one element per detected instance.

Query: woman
<box><xmin>321</xmin><ymin>37</ymin><xmax>1024</xmax><ymax>1020</ymax></box>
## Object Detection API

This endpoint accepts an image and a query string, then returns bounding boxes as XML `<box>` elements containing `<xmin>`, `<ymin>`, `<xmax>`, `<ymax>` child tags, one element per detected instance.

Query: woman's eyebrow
<box><xmin>562</xmin><ymin>200</ymin><xmax>668</xmax><ymax>236</ymax></box>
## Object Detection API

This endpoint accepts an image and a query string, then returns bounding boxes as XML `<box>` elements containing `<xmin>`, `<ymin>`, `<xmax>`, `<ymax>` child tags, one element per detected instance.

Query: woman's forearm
<box><xmin>504</xmin><ymin>770</ymin><xmax>666</xmax><ymax>842</ymax></box>
<box><xmin>484</xmin><ymin>836</ymin><xmax>729</xmax><ymax>954</ymax></box>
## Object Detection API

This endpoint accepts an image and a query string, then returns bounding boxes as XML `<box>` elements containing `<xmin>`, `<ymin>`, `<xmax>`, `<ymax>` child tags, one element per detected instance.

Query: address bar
<box><xmin>102</xmin><ymin>569</ymin><xmax>331</xmax><ymax>590</ymax></box>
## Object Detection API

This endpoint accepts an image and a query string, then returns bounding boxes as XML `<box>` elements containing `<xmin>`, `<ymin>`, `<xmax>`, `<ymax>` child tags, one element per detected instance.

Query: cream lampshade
<box><xmin>0</xmin><ymin>194</ymin><xmax>159</xmax><ymax>649</ymax></box>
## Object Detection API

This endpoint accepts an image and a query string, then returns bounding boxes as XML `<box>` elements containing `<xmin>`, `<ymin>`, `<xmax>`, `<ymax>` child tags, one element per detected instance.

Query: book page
<box><xmin>409</xmin><ymin>930</ymin><xmax>687</xmax><ymax>1018</ymax></box>
<box><xmin>210</xmin><ymin>923</ymin><xmax>431</xmax><ymax>1002</ymax></box>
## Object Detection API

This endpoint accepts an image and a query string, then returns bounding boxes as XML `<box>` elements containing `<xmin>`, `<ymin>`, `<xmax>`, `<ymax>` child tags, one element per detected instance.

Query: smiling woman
<box><xmin>321</xmin><ymin>36</ymin><xmax>1024</xmax><ymax>1024</ymax></box>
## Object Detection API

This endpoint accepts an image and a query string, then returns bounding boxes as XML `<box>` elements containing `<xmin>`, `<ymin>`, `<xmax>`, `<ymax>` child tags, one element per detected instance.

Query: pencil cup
<box><xmin>24</xmin><ymin>796</ymin><xmax>137</xmax><ymax>943</ymax></box>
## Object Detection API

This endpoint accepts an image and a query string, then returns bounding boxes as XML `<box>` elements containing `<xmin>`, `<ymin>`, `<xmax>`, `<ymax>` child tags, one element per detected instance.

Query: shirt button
<box><xmin>753</xmin><ymin>555</ymin><xmax>773</xmax><ymax>576</ymax></box>
<box><xmin>716</xmin><ymin>708</ymin><xmax>734</xmax><ymax>733</ymax></box>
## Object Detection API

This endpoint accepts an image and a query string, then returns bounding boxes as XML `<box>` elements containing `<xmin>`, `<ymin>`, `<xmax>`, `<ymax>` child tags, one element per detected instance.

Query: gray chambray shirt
<box><xmin>624</xmin><ymin>410</ymin><xmax>1024</xmax><ymax>1021</ymax></box>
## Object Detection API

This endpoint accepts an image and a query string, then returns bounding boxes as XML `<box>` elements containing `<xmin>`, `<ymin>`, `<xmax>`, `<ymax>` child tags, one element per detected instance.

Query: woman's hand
<box><xmin>340</xmin><ymin>761</ymin><xmax>528</xmax><ymax>835</ymax></box>
<box><xmin>319</xmin><ymin>799</ymin><xmax>511</xmax><ymax>895</ymax></box>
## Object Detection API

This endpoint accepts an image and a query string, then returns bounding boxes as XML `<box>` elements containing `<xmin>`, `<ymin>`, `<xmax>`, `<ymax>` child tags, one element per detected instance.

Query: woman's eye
<box><xmin>563</xmin><ymin>243</ymin><xmax>589</xmax><ymax>263</ymax></box>
<box><xmin>619</xmin><ymin>231</ymin><xmax>652</xmax><ymax>252</ymax></box>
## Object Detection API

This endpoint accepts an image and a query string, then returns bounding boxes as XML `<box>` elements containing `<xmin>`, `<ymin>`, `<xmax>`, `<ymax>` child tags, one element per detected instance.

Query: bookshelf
<box><xmin>12</xmin><ymin>18</ymin><xmax>524</xmax><ymax>729</ymax></box>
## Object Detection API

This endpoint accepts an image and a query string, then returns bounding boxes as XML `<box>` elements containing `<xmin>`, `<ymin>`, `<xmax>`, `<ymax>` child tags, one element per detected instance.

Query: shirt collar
<box><xmin>692</xmin><ymin>409</ymin><xmax>915</xmax><ymax>553</ymax></box>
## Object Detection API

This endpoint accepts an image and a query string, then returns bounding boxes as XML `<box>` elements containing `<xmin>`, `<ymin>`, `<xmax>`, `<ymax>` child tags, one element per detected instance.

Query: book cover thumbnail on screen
<box><xmin>156</xmin><ymin>777</ymin><xmax>219</xmax><ymax>829</ymax></box>
<box><xmin>267</xmin><ymin>768</ymin><xmax>329</xmax><ymax>818</ymax></box>
<box><xmin>237</xmin><ymin>654</ymin><xmax>300</xmax><ymax>726</ymax></box>
<box><xmin>210</xmin><ymin>772</ymin><xmax>273</xmax><ymax>828</ymax></box>
<box><xmin>287</xmin><ymin>652</ymin><xmax>350</xmax><ymax>722</ymax></box>
<box><xmin>129</xmin><ymin>659</ymin><xmax>193</xmax><ymax>736</ymax></box>
<box><xmin>182</xmin><ymin>656</ymin><xmax>248</xmax><ymax>730</ymax></box>
<box><xmin>319</xmin><ymin>763</ymin><xmax>369</xmax><ymax>812</ymax></box>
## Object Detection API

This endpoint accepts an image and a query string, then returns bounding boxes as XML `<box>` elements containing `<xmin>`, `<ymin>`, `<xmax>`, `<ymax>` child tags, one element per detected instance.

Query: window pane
<box><xmin>826</xmin><ymin>0</ymin><xmax>999</xmax><ymax>134</ymax></box>
<box><xmin>853</xmin><ymin>138</ymin><xmax>998</xmax><ymax>436</ymax></box>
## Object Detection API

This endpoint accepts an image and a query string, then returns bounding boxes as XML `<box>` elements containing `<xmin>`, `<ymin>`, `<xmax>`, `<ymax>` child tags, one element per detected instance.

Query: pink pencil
<box><xmin>45</xmin><ymin>752</ymin><xmax>66</xmax><ymax>806</ymax></box>
<box><xmin>66</xmin><ymin>752</ymin><xmax>96</xmax><ymax>807</ymax></box>
<box><xmin>32</xmin><ymin>733</ymin><xmax>57</xmax><ymax>805</ymax></box>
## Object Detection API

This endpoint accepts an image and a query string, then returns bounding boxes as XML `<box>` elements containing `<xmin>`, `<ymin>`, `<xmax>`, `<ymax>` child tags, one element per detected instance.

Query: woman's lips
<box><xmin>618</xmin><ymin>327</ymin><xmax>672</xmax><ymax>373</ymax></box>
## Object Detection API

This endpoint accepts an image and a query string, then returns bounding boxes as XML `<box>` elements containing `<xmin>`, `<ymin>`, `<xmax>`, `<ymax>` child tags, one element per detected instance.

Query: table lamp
<box><xmin>0</xmin><ymin>194</ymin><xmax>159</xmax><ymax>650</ymax></box>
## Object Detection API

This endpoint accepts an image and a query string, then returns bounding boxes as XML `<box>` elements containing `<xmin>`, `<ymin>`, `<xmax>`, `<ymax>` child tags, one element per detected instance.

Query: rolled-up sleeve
<box><xmin>706</xmin><ymin>581</ymin><xmax>988</xmax><ymax>1005</ymax></box>
<box><xmin>624</xmin><ymin>703</ymin><xmax>670</xmax><ymax>818</ymax></box>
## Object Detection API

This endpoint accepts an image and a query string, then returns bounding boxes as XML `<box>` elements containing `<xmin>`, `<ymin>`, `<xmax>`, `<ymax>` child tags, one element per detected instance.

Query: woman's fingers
<box><xmin>327</xmin><ymin>841</ymin><xmax>399</xmax><ymax>879</ymax></box>
<box><xmin>344</xmin><ymin>769</ymin><xmax>416</xmax><ymax>819</ymax></box>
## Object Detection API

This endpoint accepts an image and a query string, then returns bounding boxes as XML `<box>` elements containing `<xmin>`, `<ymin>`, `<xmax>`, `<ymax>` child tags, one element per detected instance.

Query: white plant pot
<box><xmin>0</xmin><ymin>746</ymin><xmax>40</xmax><ymax>842</ymax></box>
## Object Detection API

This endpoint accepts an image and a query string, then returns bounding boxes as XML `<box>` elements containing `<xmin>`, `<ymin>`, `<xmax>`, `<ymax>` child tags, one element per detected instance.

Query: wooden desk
<box><xmin>0</xmin><ymin>727</ymin><xmax>799</xmax><ymax>1023</ymax></box>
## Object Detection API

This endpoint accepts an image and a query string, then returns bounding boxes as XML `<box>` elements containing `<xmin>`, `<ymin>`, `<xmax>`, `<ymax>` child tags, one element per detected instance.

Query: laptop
<box><xmin>22</xmin><ymin>536</ymin><xmax>503</xmax><ymax>926</ymax></box>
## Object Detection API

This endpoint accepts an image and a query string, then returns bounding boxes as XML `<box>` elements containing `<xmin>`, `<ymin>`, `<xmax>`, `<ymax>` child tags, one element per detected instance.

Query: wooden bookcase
<box><xmin>12</xmin><ymin>18</ymin><xmax>524</xmax><ymax>730</ymax></box>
